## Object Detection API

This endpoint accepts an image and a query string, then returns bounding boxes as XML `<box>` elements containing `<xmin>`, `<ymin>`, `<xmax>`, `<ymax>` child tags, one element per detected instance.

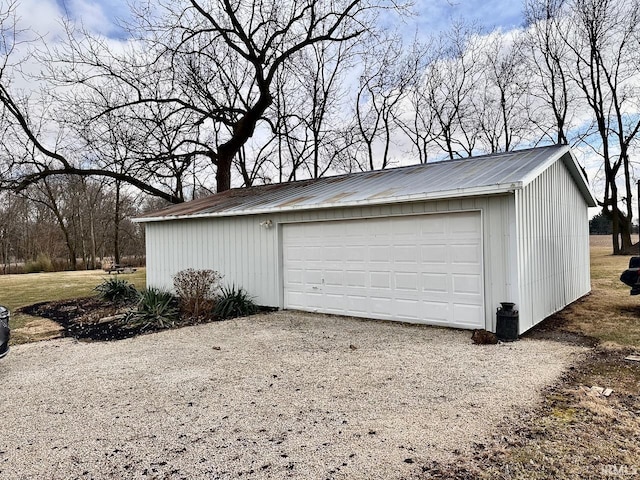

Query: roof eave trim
<box><xmin>518</xmin><ymin>144</ymin><xmax>597</xmax><ymax>207</ymax></box>
<box><xmin>566</xmin><ymin>149</ymin><xmax>598</xmax><ymax>207</ymax></box>
<box><xmin>518</xmin><ymin>144</ymin><xmax>571</xmax><ymax>187</ymax></box>
<box><xmin>133</xmin><ymin>183</ymin><xmax>522</xmax><ymax>223</ymax></box>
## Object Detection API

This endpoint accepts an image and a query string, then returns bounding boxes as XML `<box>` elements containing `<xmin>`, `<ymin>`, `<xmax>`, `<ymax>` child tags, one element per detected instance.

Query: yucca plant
<box><xmin>125</xmin><ymin>287</ymin><xmax>179</xmax><ymax>329</ymax></box>
<box><xmin>95</xmin><ymin>277</ymin><xmax>138</xmax><ymax>303</ymax></box>
<box><xmin>213</xmin><ymin>285</ymin><xmax>258</xmax><ymax>319</ymax></box>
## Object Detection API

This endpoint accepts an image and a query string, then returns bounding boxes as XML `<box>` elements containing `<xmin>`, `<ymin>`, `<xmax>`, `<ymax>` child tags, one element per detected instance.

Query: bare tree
<box><xmin>392</xmin><ymin>39</ymin><xmax>437</xmax><ymax>165</ymax></box>
<box><xmin>565</xmin><ymin>0</ymin><xmax>640</xmax><ymax>253</ymax></box>
<box><xmin>523</xmin><ymin>0</ymin><xmax>574</xmax><ymax>145</ymax></box>
<box><xmin>22</xmin><ymin>178</ymin><xmax>79</xmax><ymax>269</ymax></box>
<box><xmin>295</xmin><ymin>40</ymin><xmax>357</xmax><ymax>178</ymax></box>
<box><xmin>0</xmin><ymin>0</ymin><xmax>401</xmax><ymax>201</ymax></box>
<box><xmin>474</xmin><ymin>32</ymin><xmax>530</xmax><ymax>153</ymax></box>
<box><xmin>424</xmin><ymin>21</ymin><xmax>485</xmax><ymax>159</ymax></box>
<box><xmin>352</xmin><ymin>34</ymin><xmax>420</xmax><ymax>171</ymax></box>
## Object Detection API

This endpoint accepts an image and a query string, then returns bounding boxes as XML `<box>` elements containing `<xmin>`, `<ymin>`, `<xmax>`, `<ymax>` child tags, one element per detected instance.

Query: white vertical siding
<box><xmin>144</xmin><ymin>196</ymin><xmax>516</xmax><ymax>330</ymax></box>
<box><xmin>515</xmin><ymin>156</ymin><xmax>591</xmax><ymax>333</ymax></box>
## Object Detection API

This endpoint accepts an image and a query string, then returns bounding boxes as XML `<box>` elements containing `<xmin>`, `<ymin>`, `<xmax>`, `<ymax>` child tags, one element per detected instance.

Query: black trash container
<box><xmin>0</xmin><ymin>305</ymin><xmax>9</xmax><ymax>359</ymax></box>
<box><xmin>496</xmin><ymin>302</ymin><xmax>519</xmax><ymax>341</ymax></box>
<box><xmin>619</xmin><ymin>257</ymin><xmax>640</xmax><ymax>295</ymax></box>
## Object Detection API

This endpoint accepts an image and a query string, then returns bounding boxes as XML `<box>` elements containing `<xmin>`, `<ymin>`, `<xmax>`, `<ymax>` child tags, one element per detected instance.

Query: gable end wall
<box><xmin>515</xmin><ymin>155</ymin><xmax>591</xmax><ymax>333</ymax></box>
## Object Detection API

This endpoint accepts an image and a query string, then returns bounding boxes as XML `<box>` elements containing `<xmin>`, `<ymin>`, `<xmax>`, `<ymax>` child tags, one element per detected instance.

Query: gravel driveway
<box><xmin>0</xmin><ymin>311</ymin><xmax>583</xmax><ymax>479</ymax></box>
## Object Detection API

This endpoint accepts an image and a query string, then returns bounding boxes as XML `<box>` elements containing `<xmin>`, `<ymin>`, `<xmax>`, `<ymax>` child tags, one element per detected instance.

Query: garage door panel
<box><xmin>449</xmin><ymin>213</ymin><xmax>481</xmax><ymax>234</ymax></box>
<box><xmin>370</xmin><ymin>297</ymin><xmax>393</xmax><ymax>316</ymax></box>
<box><xmin>344</xmin><ymin>247</ymin><xmax>366</xmax><ymax>262</ymax></box>
<box><xmin>323</xmin><ymin>270</ymin><xmax>345</xmax><ymax>286</ymax></box>
<box><xmin>370</xmin><ymin>271</ymin><xmax>391</xmax><ymax>288</ymax></box>
<box><xmin>421</xmin><ymin>245</ymin><xmax>448</xmax><ymax>264</ymax></box>
<box><xmin>369</xmin><ymin>246</ymin><xmax>392</xmax><ymax>262</ymax></box>
<box><xmin>285</xmin><ymin>291</ymin><xmax>307</xmax><ymax>309</ymax></box>
<box><xmin>303</xmin><ymin>270</ymin><xmax>323</xmax><ymax>285</ymax></box>
<box><xmin>304</xmin><ymin>291</ymin><xmax>324</xmax><ymax>308</ymax></box>
<box><xmin>370</xmin><ymin>220</ymin><xmax>392</xmax><ymax>235</ymax></box>
<box><xmin>421</xmin><ymin>301</ymin><xmax>450</xmax><ymax>321</ymax></box>
<box><xmin>453</xmin><ymin>304</ymin><xmax>484</xmax><ymax>327</ymax></box>
<box><xmin>395</xmin><ymin>272</ymin><xmax>419</xmax><ymax>290</ymax></box>
<box><xmin>324</xmin><ymin>293</ymin><xmax>345</xmax><ymax>307</ymax></box>
<box><xmin>322</xmin><ymin>247</ymin><xmax>343</xmax><ymax>261</ymax></box>
<box><xmin>419</xmin><ymin>217</ymin><xmax>446</xmax><ymax>235</ymax></box>
<box><xmin>422</xmin><ymin>273</ymin><xmax>448</xmax><ymax>292</ymax></box>
<box><xmin>306</xmin><ymin>248</ymin><xmax>326</xmax><ymax>262</ymax></box>
<box><xmin>346</xmin><ymin>270</ymin><xmax>367</xmax><ymax>286</ymax></box>
<box><xmin>284</xmin><ymin>246</ymin><xmax>305</xmax><ymax>262</ymax></box>
<box><xmin>287</xmin><ymin>269</ymin><xmax>304</xmax><ymax>285</ymax></box>
<box><xmin>346</xmin><ymin>295</ymin><xmax>369</xmax><ymax>313</ymax></box>
<box><xmin>452</xmin><ymin>274</ymin><xmax>482</xmax><ymax>295</ymax></box>
<box><xmin>451</xmin><ymin>244</ymin><xmax>482</xmax><ymax>264</ymax></box>
<box><xmin>394</xmin><ymin>298</ymin><xmax>421</xmax><ymax>319</ymax></box>
<box><xmin>393</xmin><ymin>246</ymin><xmax>419</xmax><ymax>263</ymax></box>
<box><xmin>283</xmin><ymin>212</ymin><xmax>484</xmax><ymax>329</ymax></box>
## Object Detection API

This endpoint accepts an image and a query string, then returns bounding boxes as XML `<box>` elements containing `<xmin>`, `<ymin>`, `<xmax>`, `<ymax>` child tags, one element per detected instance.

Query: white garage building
<box><xmin>136</xmin><ymin>145</ymin><xmax>596</xmax><ymax>334</ymax></box>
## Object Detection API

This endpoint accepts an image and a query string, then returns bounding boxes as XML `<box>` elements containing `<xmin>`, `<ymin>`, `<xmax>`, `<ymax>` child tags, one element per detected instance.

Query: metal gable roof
<box><xmin>135</xmin><ymin>145</ymin><xmax>597</xmax><ymax>223</ymax></box>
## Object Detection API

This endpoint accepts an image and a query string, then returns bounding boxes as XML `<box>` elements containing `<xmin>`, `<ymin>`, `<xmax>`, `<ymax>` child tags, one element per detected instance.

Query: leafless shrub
<box><xmin>172</xmin><ymin>268</ymin><xmax>223</xmax><ymax>319</ymax></box>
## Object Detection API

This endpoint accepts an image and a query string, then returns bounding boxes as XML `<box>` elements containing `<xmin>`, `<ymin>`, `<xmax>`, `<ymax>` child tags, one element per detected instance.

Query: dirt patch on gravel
<box><xmin>16</xmin><ymin>318</ymin><xmax>63</xmax><ymax>338</ymax></box>
<box><xmin>0</xmin><ymin>311</ymin><xmax>584</xmax><ymax>479</ymax></box>
<box><xmin>419</xmin><ymin>347</ymin><xmax>640</xmax><ymax>479</ymax></box>
<box><xmin>524</xmin><ymin>307</ymin><xmax>600</xmax><ymax>348</ymax></box>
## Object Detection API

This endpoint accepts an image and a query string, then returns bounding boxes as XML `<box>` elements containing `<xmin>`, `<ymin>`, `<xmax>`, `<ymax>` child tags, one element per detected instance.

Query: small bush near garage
<box><xmin>125</xmin><ymin>287</ymin><xmax>180</xmax><ymax>330</ymax></box>
<box><xmin>214</xmin><ymin>285</ymin><xmax>259</xmax><ymax>319</ymax></box>
<box><xmin>173</xmin><ymin>268</ymin><xmax>222</xmax><ymax>319</ymax></box>
<box><xmin>95</xmin><ymin>278</ymin><xmax>138</xmax><ymax>303</ymax></box>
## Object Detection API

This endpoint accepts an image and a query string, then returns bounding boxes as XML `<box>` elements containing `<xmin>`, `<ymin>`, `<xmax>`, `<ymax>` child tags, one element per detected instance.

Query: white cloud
<box><xmin>15</xmin><ymin>0</ymin><xmax>125</xmax><ymax>41</ymax></box>
<box><xmin>412</xmin><ymin>0</ymin><xmax>523</xmax><ymax>35</ymax></box>
<box><xmin>15</xmin><ymin>0</ymin><xmax>65</xmax><ymax>40</ymax></box>
<box><xmin>65</xmin><ymin>0</ymin><xmax>127</xmax><ymax>37</ymax></box>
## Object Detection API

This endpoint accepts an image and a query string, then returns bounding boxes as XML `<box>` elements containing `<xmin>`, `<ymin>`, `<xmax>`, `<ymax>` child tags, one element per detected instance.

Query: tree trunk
<box><xmin>618</xmin><ymin>207</ymin><xmax>633</xmax><ymax>251</ymax></box>
<box><xmin>114</xmin><ymin>180</ymin><xmax>121</xmax><ymax>264</ymax></box>
<box><xmin>215</xmin><ymin>92</ymin><xmax>273</xmax><ymax>192</ymax></box>
<box><xmin>61</xmin><ymin>225</ymin><xmax>77</xmax><ymax>270</ymax></box>
<box><xmin>611</xmin><ymin>189</ymin><xmax>621</xmax><ymax>255</ymax></box>
<box><xmin>620</xmin><ymin>222</ymin><xmax>633</xmax><ymax>251</ymax></box>
<box><xmin>215</xmin><ymin>154</ymin><xmax>233</xmax><ymax>193</ymax></box>
<box><xmin>77</xmin><ymin>204</ymin><xmax>88</xmax><ymax>268</ymax></box>
<box><xmin>89</xmin><ymin>207</ymin><xmax>97</xmax><ymax>269</ymax></box>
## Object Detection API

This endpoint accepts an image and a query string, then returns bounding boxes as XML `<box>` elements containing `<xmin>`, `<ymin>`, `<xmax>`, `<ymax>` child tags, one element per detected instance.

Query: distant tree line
<box><xmin>0</xmin><ymin>179</ymin><xmax>152</xmax><ymax>273</ymax></box>
<box><xmin>590</xmin><ymin>212</ymin><xmax>639</xmax><ymax>236</ymax></box>
<box><xmin>589</xmin><ymin>212</ymin><xmax>612</xmax><ymax>235</ymax></box>
<box><xmin>0</xmin><ymin>0</ymin><xmax>639</xmax><ymax>259</ymax></box>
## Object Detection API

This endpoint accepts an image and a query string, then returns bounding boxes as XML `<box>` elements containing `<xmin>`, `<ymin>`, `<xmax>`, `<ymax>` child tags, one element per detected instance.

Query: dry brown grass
<box><xmin>588</xmin><ymin>234</ymin><xmax>613</xmax><ymax>248</ymax></box>
<box><xmin>0</xmin><ymin>268</ymin><xmax>146</xmax><ymax>344</ymax></box>
<box><xmin>549</xmin><ymin>240</ymin><xmax>640</xmax><ymax>347</ymax></box>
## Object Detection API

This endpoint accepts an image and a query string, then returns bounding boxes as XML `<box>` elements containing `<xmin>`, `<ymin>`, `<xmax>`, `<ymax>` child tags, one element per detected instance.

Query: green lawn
<box><xmin>0</xmin><ymin>269</ymin><xmax>146</xmax><ymax>341</ymax></box>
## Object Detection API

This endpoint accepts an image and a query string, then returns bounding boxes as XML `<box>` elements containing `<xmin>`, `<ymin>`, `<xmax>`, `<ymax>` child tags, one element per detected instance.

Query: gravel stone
<box><xmin>0</xmin><ymin>311</ymin><xmax>584</xmax><ymax>479</ymax></box>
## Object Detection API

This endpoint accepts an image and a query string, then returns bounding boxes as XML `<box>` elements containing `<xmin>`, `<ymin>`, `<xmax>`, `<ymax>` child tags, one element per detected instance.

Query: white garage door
<box><xmin>282</xmin><ymin>212</ymin><xmax>484</xmax><ymax>329</ymax></box>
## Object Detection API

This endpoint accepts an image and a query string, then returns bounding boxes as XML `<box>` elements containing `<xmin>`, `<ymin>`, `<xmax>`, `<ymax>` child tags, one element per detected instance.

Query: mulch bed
<box><xmin>19</xmin><ymin>297</ymin><xmax>275</xmax><ymax>342</ymax></box>
<box><xmin>19</xmin><ymin>297</ymin><xmax>175</xmax><ymax>342</ymax></box>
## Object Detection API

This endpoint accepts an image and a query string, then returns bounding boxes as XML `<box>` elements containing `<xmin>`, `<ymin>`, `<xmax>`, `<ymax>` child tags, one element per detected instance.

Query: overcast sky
<box><xmin>33</xmin><ymin>0</ymin><xmax>526</xmax><ymax>39</ymax></box>
<box><xmin>14</xmin><ymin>0</ymin><xmax>605</xmax><ymax>215</ymax></box>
